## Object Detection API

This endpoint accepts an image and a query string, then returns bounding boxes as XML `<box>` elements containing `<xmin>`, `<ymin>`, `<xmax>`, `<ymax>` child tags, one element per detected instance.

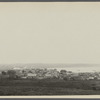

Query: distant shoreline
<box><xmin>0</xmin><ymin>63</ymin><xmax>99</xmax><ymax>72</ymax></box>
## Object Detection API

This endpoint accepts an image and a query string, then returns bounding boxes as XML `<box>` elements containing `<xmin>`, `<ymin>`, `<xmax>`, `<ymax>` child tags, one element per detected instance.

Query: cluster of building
<box><xmin>0</xmin><ymin>67</ymin><xmax>100</xmax><ymax>80</ymax></box>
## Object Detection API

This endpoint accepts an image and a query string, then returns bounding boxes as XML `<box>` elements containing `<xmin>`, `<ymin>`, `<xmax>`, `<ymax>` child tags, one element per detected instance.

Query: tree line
<box><xmin>0</xmin><ymin>68</ymin><xmax>100</xmax><ymax>80</ymax></box>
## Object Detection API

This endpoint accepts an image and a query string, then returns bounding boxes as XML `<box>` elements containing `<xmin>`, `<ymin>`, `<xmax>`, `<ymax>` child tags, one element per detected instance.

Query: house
<box><xmin>27</xmin><ymin>73</ymin><xmax>37</xmax><ymax>79</ymax></box>
<box><xmin>21</xmin><ymin>76</ymin><xmax>27</xmax><ymax>79</ymax></box>
<box><xmin>45</xmin><ymin>69</ymin><xmax>59</xmax><ymax>78</ymax></box>
<box><xmin>87</xmin><ymin>76</ymin><xmax>94</xmax><ymax>80</ymax></box>
<box><xmin>45</xmin><ymin>72</ymin><xmax>52</xmax><ymax>78</ymax></box>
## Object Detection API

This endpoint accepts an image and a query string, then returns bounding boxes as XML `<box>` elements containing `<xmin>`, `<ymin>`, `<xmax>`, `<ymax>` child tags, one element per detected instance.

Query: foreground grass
<box><xmin>0</xmin><ymin>79</ymin><xmax>100</xmax><ymax>95</ymax></box>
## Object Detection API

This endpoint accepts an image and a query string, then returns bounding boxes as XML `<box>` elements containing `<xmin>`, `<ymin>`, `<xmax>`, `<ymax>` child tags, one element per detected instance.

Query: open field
<box><xmin>0</xmin><ymin>79</ymin><xmax>100</xmax><ymax>95</ymax></box>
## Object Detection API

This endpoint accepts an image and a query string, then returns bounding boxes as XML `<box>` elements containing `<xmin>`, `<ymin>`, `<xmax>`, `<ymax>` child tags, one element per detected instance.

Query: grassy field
<box><xmin>0</xmin><ymin>79</ymin><xmax>100</xmax><ymax>95</ymax></box>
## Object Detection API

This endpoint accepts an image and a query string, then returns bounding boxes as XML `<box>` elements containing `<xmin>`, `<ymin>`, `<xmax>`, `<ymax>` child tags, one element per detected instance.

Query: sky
<box><xmin>0</xmin><ymin>3</ymin><xmax>100</xmax><ymax>65</ymax></box>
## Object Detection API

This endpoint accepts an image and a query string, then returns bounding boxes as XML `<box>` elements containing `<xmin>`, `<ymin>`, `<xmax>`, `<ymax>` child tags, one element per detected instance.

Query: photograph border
<box><xmin>0</xmin><ymin>1</ymin><xmax>100</xmax><ymax>99</ymax></box>
<box><xmin>0</xmin><ymin>0</ymin><xmax>99</xmax><ymax>2</ymax></box>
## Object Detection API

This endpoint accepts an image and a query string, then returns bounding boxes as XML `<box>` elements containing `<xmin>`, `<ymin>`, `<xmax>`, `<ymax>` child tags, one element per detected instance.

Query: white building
<box><xmin>27</xmin><ymin>73</ymin><xmax>37</xmax><ymax>78</ymax></box>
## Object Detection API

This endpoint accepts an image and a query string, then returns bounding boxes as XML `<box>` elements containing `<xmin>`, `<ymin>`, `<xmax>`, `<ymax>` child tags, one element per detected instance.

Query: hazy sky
<box><xmin>0</xmin><ymin>3</ymin><xmax>100</xmax><ymax>64</ymax></box>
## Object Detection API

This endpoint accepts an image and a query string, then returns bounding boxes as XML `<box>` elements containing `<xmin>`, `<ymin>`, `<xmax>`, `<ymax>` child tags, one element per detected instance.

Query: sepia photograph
<box><xmin>0</xmin><ymin>2</ymin><xmax>100</xmax><ymax>97</ymax></box>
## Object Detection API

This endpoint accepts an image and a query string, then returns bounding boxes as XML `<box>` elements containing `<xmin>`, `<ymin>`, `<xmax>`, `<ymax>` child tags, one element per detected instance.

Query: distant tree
<box><xmin>1</xmin><ymin>71</ymin><xmax>9</xmax><ymax>79</ymax></box>
<box><xmin>7</xmin><ymin>70</ymin><xmax>16</xmax><ymax>79</ymax></box>
<box><xmin>63</xmin><ymin>77</ymin><xmax>70</xmax><ymax>81</ymax></box>
<box><xmin>2</xmin><ymin>71</ymin><xmax>7</xmax><ymax>75</ymax></box>
<box><xmin>22</xmin><ymin>70</ymin><xmax>27</xmax><ymax>76</ymax></box>
<box><xmin>94</xmin><ymin>77</ymin><xmax>98</xmax><ymax>80</ymax></box>
<box><xmin>60</xmin><ymin>70</ymin><xmax>67</xmax><ymax>79</ymax></box>
<box><xmin>60</xmin><ymin>70</ymin><xmax>67</xmax><ymax>74</ymax></box>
